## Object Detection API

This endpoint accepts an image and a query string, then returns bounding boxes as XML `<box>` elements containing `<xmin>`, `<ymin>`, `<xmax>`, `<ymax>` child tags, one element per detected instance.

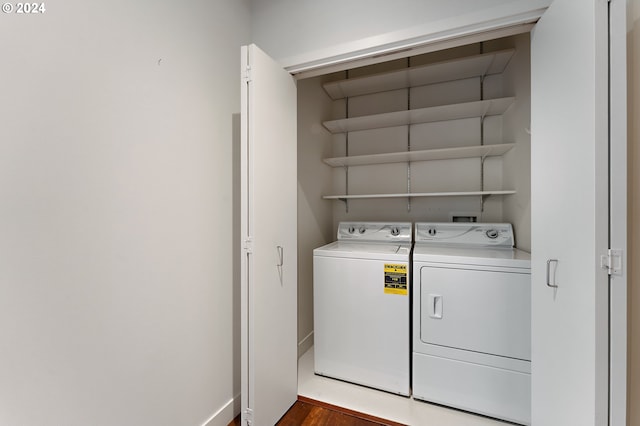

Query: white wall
<box><xmin>250</xmin><ymin>0</ymin><xmax>499</xmax><ymax>60</ymax></box>
<box><xmin>495</xmin><ymin>33</ymin><xmax>532</xmax><ymax>251</ymax></box>
<box><xmin>297</xmin><ymin>77</ymin><xmax>336</xmax><ymax>356</ymax></box>
<box><xmin>629</xmin><ymin>1</ymin><xmax>640</xmax><ymax>425</ymax></box>
<box><xmin>250</xmin><ymin>0</ymin><xmax>552</xmax><ymax>68</ymax></box>
<box><xmin>0</xmin><ymin>1</ymin><xmax>249</xmax><ymax>425</ymax></box>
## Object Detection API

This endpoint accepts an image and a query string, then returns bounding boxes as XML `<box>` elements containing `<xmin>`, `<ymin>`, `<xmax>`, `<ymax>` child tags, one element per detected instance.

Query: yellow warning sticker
<box><xmin>384</xmin><ymin>263</ymin><xmax>408</xmax><ymax>295</ymax></box>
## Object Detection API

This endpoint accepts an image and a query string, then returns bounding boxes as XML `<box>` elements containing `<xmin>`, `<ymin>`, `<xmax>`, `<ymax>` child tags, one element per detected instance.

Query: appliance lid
<box><xmin>412</xmin><ymin>245</ymin><xmax>531</xmax><ymax>269</ymax></box>
<box><xmin>314</xmin><ymin>241</ymin><xmax>411</xmax><ymax>256</ymax></box>
<box><xmin>337</xmin><ymin>221</ymin><xmax>412</xmax><ymax>243</ymax></box>
<box><xmin>415</xmin><ymin>222</ymin><xmax>515</xmax><ymax>248</ymax></box>
<box><xmin>313</xmin><ymin>241</ymin><xmax>411</xmax><ymax>262</ymax></box>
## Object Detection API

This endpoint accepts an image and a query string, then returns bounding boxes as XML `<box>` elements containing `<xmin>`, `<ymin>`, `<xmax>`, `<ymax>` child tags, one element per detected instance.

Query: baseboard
<box><xmin>201</xmin><ymin>394</ymin><xmax>241</xmax><ymax>426</ymax></box>
<box><xmin>203</xmin><ymin>332</ymin><xmax>311</xmax><ymax>426</ymax></box>
<box><xmin>298</xmin><ymin>331</ymin><xmax>314</xmax><ymax>358</ymax></box>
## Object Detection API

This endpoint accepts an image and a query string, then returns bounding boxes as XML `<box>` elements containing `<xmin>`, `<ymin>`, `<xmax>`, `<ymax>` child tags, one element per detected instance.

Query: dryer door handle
<box><xmin>428</xmin><ymin>294</ymin><xmax>443</xmax><ymax>319</ymax></box>
<box><xmin>276</xmin><ymin>245</ymin><xmax>284</xmax><ymax>267</ymax></box>
<box><xmin>276</xmin><ymin>246</ymin><xmax>284</xmax><ymax>286</ymax></box>
<box><xmin>546</xmin><ymin>259</ymin><xmax>558</xmax><ymax>288</ymax></box>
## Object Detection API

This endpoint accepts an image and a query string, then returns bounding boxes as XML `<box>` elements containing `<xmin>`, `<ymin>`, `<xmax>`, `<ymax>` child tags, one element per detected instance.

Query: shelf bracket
<box><xmin>342</xmin><ymin>165</ymin><xmax>349</xmax><ymax>213</ymax></box>
<box><xmin>338</xmin><ymin>197</ymin><xmax>349</xmax><ymax>212</ymax></box>
<box><xmin>406</xmin><ymin>162</ymin><xmax>412</xmax><ymax>212</ymax></box>
<box><xmin>481</xmin><ymin>54</ymin><xmax>497</xmax><ymax>82</ymax></box>
<box><xmin>480</xmin><ymin>103</ymin><xmax>491</xmax><ymax>125</ymax></box>
<box><xmin>480</xmin><ymin>193</ymin><xmax>492</xmax><ymax>212</ymax></box>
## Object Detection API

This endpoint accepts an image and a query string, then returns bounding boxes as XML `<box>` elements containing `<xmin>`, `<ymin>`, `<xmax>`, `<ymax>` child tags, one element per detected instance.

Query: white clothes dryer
<box><xmin>412</xmin><ymin>222</ymin><xmax>531</xmax><ymax>425</ymax></box>
<box><xmin>313</xmin><ymin>222</ymin><xmax>412</xmax><ymax>396</ymax></box>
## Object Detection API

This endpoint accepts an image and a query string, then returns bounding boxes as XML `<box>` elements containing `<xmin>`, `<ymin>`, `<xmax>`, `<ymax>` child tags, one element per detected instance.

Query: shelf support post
<box><xmin>344</xmin><ymin>70</ymin><xmax>350</xmax><ymax>213</ymax></box>
<box><xmin>407</xmin><ymin>57</ymin><xmax>412</xmax><ymax>212</ymax></box>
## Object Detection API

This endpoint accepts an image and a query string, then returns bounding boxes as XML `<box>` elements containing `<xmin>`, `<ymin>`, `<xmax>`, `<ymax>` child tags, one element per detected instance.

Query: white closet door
<box><xmin>531</xmin><ymin>1</ymin><xmax>609</xmax><ymax>425</ymax></box>
<box><xmin>240</xmin><ymin>44</ymin><xmax>297</xmax><ymax>426</ymax></box>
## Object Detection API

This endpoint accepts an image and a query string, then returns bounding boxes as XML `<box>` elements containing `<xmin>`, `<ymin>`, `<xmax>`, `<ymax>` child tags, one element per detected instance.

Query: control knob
<box><xmin>486</xmin><ymin>229</ymin><xmax>499</xmax><ymax>239</ymax></box>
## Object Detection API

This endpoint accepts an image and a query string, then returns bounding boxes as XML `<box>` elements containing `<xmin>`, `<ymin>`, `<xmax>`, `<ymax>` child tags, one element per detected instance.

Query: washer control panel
<box><xmin>337</xmin><ymin>222</ymin><xmax>412</xmax><ymax>242</ymax></box>
<box><xmin>415</xmin><ymin>222</ymin><xmax>514</xmax><ymax>247</ymax></box>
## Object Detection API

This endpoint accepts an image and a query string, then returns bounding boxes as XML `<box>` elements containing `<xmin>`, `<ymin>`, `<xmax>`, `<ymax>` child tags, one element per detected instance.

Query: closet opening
<box><xmin>295</xmin><ymin>33</ymin><xmax>532</xmax><ymax>425</ymax></box>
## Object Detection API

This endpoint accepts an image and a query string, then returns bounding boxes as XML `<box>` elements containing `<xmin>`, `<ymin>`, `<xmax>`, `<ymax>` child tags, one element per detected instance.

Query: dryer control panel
<box><xmin>337</xmin><ymin>222</ymin><xmax>412</xmax><ymax>243</ymax></box>
<box><xmin>415</xmin><ymin>223</ymin><xmax>514</xmax><ymax>248</ymax></box>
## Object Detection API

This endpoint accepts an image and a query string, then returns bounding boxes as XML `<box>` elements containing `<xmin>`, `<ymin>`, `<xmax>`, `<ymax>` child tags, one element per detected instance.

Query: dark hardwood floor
<box><xmin>228</xmin><ymin>397</ymin><xmax>406</xmax><ymax>426</ymax></box>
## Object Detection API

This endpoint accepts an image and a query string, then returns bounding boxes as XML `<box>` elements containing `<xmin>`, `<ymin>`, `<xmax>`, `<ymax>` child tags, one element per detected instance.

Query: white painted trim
<box><xmin>282</xmin><ymin>0</ymin><xmax>551</xmax><ymax>76</ymax></box>
<box><xmin>608</xmin><ymin>0</ymin><xmax>628</xmax><ymax>425</ymax></box>
<box><xmin>201</xmin><ymin>395</ymin><xmax>241</xmax><ymax>426</ymax></box>
<box><xmin>298</xmin><ymin>330</ymin><xmax>314</xmax><ymax>359</ymax></box>
<box><xmin>291</xmin><ymin>25</ymin><xmax>533</xmax><ymax>80</ymax></box>
<box><xmin>240</xmin><ymin>44</ymin><xmax>251</xmax><ymax>426</ymax></box>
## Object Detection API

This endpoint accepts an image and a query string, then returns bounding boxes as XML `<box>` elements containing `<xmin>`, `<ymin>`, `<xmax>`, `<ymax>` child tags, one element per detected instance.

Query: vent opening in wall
<box><xmin>451</xmin><ymin>213</ymin><xmax>479</xmax><ymax>222</ymax></box>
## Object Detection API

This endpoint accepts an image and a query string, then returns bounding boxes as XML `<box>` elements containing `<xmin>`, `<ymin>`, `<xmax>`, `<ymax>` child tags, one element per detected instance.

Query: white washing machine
<box><xmin>313</xmin><ymin>222</ymin><xmax>412</xmax><ymax>396</ymax></box>
<box><xmin>412</xmin><ymin>222</ymin><xmax>531</xmax><ymax>425</ymax></box>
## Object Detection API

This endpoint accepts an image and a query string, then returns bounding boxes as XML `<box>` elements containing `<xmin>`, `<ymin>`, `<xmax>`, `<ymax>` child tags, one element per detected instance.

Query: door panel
<box><xmin>530</xmin><ymin>1</ymin><xmax>609</xmax><ymax>424</ymax></box>
<box><xmin>240</xmin><ymin>44</ymin><xmax>297</xmax><ymax>426</ymax></box>
<box><xmin>607</xmin><ymin>1</ymin><xmax>628</xmax><ymax>424</ymax></box>
<box><xmin>419</xmin><ymin>265</ymin><xmax>531</xmax><ymax>360</ymax></box>
<box><xmin>313</xmin><ymin>256</ymin><xmax>410</xmax><ymax>395</ymax></box>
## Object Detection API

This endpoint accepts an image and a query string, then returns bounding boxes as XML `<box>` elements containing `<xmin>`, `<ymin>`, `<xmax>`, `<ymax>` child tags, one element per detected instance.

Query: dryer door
<box><xmin>419</xmin><ymin>264</ymin><xmax>530</xmax><ymax>360</ymax></box>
